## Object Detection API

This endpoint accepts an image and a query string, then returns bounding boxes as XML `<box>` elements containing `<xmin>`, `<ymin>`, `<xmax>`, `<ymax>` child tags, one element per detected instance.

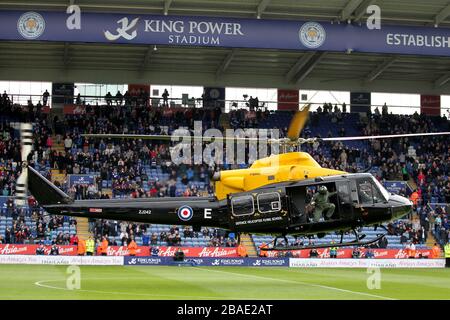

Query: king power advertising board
<box><xmin>3</xmin><ymin>11</ymin><xmax>450</xmax><ymax>56</ymax></box>
<box><xmin>0</xmin><ymin>255</ymin><xmax>443</xmax><ymax>268</ymax></box>
<box><xmin>124</xmin><ymin>256</ymin><xmax>289</xmax><ymax>267</ymax></box>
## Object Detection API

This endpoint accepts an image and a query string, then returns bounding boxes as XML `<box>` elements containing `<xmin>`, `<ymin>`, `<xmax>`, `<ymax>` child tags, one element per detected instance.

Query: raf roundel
<box><xmin>17</xmin><ymin>12</ymin><xmax>46</xmax><ymax>40</ymax></box>
<box><xmin>177</xmin><ymin>205</ymin><xmax>194</xmax><ymax>221</ymax></box>
<box><xmin>299</xmin><ymin>21</ymin><xmax>326</xmax><ymax>49</ymax></box>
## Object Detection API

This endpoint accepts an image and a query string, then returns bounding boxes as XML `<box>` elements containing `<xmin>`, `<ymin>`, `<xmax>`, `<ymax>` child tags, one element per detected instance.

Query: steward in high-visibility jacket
<box><xmin>444</xmin><ymin>242</ymin><xmax>450</xmax><ymax>268</ymax></box>
<box><xmin>86</xmin><ymin>237</ymin><xmax>95</xmax><ymax>256</ymax></box>
<box><xmin>431</xmin><ymin>243</ymin><xmax>441</xmax><ymax>259</ymax></box>
<box><xmin>259</xmin><ymin>243</ymin><xmax>268</xmax><ymax>257</ymax></box>
<box><xmin>330</xmin><ymin>242</ymin><xmax>338</xmax><ymax>258</ymax></box>
<box><xmin>409</xmin><ymin>191</ymin><xmax>419</xmax><ymax>206</ymax></box>
<box><xmin>237</xmin><ymin>244</ymin><xmax>248</xmax><ymax>257</ymax></box>
<box><xmin>128</xmin><ymin>239</ymin><xmax>138</xmax><ymax>256</ymax></box>
<box><xmin>100</xmin><ymin>237</ymin><xmax>109</xmax><ymax>256</ymax></box>
<box><xmin>77</xmin><ymin>239</ymin><xmax>86</xmax><ymax>256</ymax></box>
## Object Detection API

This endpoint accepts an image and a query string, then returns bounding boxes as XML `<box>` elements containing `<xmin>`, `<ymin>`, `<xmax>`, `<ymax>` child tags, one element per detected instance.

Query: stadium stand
<box><xmin>0</xmin><ymin>92</ymin><xmax>449</xmax><ymax>255</ymax></box>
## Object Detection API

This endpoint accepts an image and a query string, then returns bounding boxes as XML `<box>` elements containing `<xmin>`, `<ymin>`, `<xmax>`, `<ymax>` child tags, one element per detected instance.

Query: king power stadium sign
<box><xmin>2</xmin><ymin>10</ymin><xmax>450</xmax><ymax>56</ymax></box>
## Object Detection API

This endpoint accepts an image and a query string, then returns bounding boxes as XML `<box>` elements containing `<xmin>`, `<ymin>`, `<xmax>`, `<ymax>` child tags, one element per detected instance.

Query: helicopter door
<box><xmin>336</xmin><ymin>181</ymin><xmax>353</xmax><ymax>220</ymax></box>
<box><xmin>286</xmin><ymin>186</ymin><xmax>307</xmax><ymax>224</ymax></box>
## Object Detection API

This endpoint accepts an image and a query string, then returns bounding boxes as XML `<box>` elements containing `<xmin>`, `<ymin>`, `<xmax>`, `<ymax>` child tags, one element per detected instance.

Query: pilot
<box><xmin>311</xmin><ymin>186</ymin><xmax>337</xmax><ymax>222</ymax></box>
<box><xmin>358</xmin><ymin>188</ymin><xmax>373</xmax><ymax>204</ymax></box>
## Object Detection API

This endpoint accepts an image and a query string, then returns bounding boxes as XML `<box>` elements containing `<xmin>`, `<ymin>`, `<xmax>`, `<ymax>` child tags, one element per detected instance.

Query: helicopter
<box><xmin>14</xmin><ymin>106</ymin><xmax>450</xmax><ymax>250</ymax></box>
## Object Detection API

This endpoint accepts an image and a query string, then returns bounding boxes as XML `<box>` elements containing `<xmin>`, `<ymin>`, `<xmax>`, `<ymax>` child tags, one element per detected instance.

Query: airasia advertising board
<box><xmin>277</xmin><ymin>89</ymin><xmax>299</xmax><ymax>111</ymax></box>
<box><xmin>420</xmin><ymin>95</ymin><xmax>441</xmax><ymax>116</ymax></box>
<box><xmin>128</xmin><ymin>84</ymin><xmax>150</xmax><ymax>96</ymax></box>
<box><xmin>0</xmin><ymin>244</ymin><xmax>433</xmax><ymax>259</ymax></box>
<box><xmin>266</xmin><ymin>248</ymin><xmax>433</xmax><ymax>259</ymax></box>
<box><xmin>63</xmin><ymin>104</ymin><xmax>86</xmax><ymax>115</ymax></box>
<box><xmin>106</xmin><ymin>246</ymin><xmax>238</xmax><ymax>257</ymax></box>
<box><xmin>0</xmin><ymin>244</ymin><xmax>77</xmax><ymax>255</ymax></box>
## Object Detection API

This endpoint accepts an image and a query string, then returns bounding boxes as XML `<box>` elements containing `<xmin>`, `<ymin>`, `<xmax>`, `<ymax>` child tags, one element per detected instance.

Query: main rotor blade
<box><xmin>83</xmin><ymin>133</ymin><xmax>174</xmax><ymax>140</ymax></box>
<box><xmin>322</xmin><ymin>131</ymin><xmax>450</xmax><ymax>141</ymax></box>
<box><xmin>82</xmin><ymin>133</ymin><xmax>281</xmax><ymax>143</ymax></box>
<box><xmin>287</xmin><ymin>104</ymin><xmax>310</xmax><ymax>141</ymax></box>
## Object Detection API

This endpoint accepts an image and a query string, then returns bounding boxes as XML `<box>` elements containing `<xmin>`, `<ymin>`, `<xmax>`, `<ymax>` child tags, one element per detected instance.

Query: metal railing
<box><xmin>1</xmin><ymin>93</ymin><xmax>450</xmax><ymax>115</ymax></box>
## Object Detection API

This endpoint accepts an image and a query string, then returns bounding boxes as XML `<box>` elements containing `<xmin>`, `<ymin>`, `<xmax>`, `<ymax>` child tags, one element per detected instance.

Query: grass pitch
<box><xmin>0</xmin><ymin>265</ymin><xmax>448</xmax><ymax>300</ymax></box>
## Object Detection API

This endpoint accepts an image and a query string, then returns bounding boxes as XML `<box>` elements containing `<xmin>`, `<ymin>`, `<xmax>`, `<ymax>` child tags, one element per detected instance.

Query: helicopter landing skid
<box><xmin>261</xmin><ymin>233</ymin><xmax>386</xmax><ymax>251</ymax></box>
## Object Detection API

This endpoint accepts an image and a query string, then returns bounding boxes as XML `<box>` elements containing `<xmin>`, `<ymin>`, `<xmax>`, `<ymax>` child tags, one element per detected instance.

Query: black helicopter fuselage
<box><xmin>28</xmin><ymin>166</ymin><xmax>412</xmax><ymax>237</ymax></box>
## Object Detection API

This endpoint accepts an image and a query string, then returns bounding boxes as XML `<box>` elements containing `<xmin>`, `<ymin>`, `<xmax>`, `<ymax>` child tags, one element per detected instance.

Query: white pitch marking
<box><xmin>33</xmin><ymin>278</ymin><xmax>252</xmax><ymax>300</ymax></box>
<box><xmin>193</xmin><ymin>267</ymin><xmax>396</xmax><ymax>300</ymax></box>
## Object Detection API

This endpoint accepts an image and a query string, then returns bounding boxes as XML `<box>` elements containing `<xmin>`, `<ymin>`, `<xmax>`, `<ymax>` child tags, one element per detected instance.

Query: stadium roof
<box><xmin>3</xmin><ymin>0</ymin><xmax>450</xmax><ymax>26</ymax></box>
<box><xmin>2</xmin><ymin>0</ymin><xmax>450</xmax><ymax>94</ymax></box>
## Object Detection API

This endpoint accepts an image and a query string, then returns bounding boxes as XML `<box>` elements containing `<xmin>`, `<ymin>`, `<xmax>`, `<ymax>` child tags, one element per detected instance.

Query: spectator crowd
<box><xmin>0</xmin><ymin>91</ymin><xmax>449</xmax><ymax>250</ymax></box>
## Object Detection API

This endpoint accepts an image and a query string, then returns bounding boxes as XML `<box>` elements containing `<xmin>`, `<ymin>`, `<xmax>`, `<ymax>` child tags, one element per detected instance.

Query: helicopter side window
<box><xmin>357</xmin><ymin>178</ymin><xmax>386</xmax><ymax>205</ymax></box>
<box><xmin>336</xmin><ymin>181</ymin><xmax>353</xmax><ymax>219</ymax></box>
<box><xmin>371</xmin><ymin>177</ymin><xmax>389</xmax><ymax>202</ymax></box>
<box><xmin>356</xmin><ymin>178</ymin><xmax>385</xmax><ymax>205</ymax></box>
<box><xmin>371</xmin><ymin>185</ymin><xmax>385</xmax><ymax>204</ymax></box>
<box><xmin>231</xmin><ymin>195</ymin><xmax>254</xmax><ymax>217</ymax></box>
<box><xmin>257</xmin><ymin>192</ymin><xmax>281</xmax><ymax>213</ymax></box>
<box><xmin>357</xmin><ymin>179</ymin><xmax>374</xmax><ymax>204</ymax></box>
<box><xmin>336</xmin><ymin>182</ymin><xmax>351</xmax><ymax>204</ymax></box>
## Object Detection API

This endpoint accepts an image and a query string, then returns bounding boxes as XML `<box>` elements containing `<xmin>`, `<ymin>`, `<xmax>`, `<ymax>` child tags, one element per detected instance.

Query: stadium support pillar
<box><xmin>420</xmin><ymin>95</ymin><xmax>441</xmax><ymax>116</ymax></box>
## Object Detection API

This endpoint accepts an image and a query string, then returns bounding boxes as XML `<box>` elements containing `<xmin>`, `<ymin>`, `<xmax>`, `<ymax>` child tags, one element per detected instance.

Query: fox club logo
<box><xmin>104</xmin><ymin>17</ymin><xmax>140</xmax><ymax>41</ymax></box>
<box><xmin>299</xmin><ymin>22</ymin><xmax>326</xmax><ymax>49</ymax></box>
<box><xmin>177</xmin><ymin>205</ymin><xmax>193</xmax><ymax>221</ymax></box>
<box><xmin>211</xmin><ymin>259</ymin><xmax>220</xmax><ymax>266</ymax></box>
<box><xmin>17</xmin><ymin>12</ymin><xmax>46</xmax><ymax>39</ymax></box>
<box><xmin>252</xmin><ymin>260</ymin><xmax>261</xmax><ymax>266</ymax></box>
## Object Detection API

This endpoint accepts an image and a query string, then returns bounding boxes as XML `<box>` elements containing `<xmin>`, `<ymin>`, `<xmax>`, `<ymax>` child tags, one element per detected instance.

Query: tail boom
<box><xmin>43</xmin><ymin>197</ymin><xmax>228</xmax><ymax>228</ymax></box>
<box><xmin>27</xmin><ymin>165</ymin><xmax>228</xmax><ymax>228</ymax></box>
<box><xmin>27</xmin><ymin>166</ymin><xmax>73</xmax><ymax>206</ymax></box>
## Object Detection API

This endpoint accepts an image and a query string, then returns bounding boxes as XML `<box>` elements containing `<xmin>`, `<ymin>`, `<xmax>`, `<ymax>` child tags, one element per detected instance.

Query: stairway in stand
<box><xmin>51</xmin><ymin>135</ymin><xmax>65</xmax><ymax>156</ymax></box>
<box><xmin>102</xmin><ymin>188</ymin><xmax>113</xmax><ymax>198</ymax></box>
<box><xmin>76</xmin><ymin>217</ymin><xmax>93</xmax><ymax>241</ymax></box>
<box><xmin>425</xmin><ymin>225</ymin><xmax>441</xmax><ymax>256</ymax></box>
<box><xmin>425</xmin><ymin>233</ymin><xmax>436</xmax><ymax>247</ymax></box>
<box><xmin>50</xmin><ymin>135</ymin><xmax>66</xmax><ymax>184</ymax></box>
<box><xmin>408</xmin><ymin>178</ymin><xmax>417</xmax><ymax>191</ymax></box>
<box><xmin>50</xmin><ymin>169</ymin><xmax>66</xmax><ymax>185</ymax></box>
<box><xmin>240</xmin><ymin>233</ymin><xmax>258</xmax><ymax>257</ymax></box>
<box><xmin>49</xmin><ymin>136</ymin><xmax>94</xmax><ymax>240</ymax></box>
